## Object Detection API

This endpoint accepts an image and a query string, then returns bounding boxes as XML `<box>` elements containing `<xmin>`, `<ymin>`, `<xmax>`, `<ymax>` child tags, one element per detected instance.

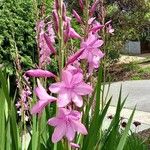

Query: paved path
<box><xmin>105</xmin><ymin>80</ymin><xmax>150</xmax><ymax>112</ymax></box>
<box><xmin>104</xmin><ymin>80</ymin><xmax>150</xmax><ymax>132</ymax></box>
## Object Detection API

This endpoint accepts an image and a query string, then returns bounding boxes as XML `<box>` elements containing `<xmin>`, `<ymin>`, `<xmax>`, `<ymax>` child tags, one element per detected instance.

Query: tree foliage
<box><xmin>0</xmin><ymin>0</ymin><xmax>37</xmax><ymax>74</ymax></box>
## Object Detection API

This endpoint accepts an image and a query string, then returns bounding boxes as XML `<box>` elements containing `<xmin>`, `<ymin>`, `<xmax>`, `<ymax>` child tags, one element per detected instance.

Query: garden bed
<box><xmin>107</xmin><ymin>61</ymin><xmax>150</xmax><ymax>82</ymax></box>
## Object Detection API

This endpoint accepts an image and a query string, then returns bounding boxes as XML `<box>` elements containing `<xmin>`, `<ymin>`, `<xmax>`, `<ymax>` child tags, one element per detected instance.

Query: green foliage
<box><xmin>0</xmin><ymin>0</ymin><xmax>37</xmax><ymax>75</ymax></box>
<box><xmin>0</xmin><ymin>68</ymin><xmax>148</xmax><ymax>149</ymax></box>
<box><xmin>105</xmin><ymin>0</ymin><xmax>150</xmax><ymax>61</ymax></box>
<box><xmin>124</xmin><ymin>133</ymin><xmax>148</xmax><ymax>150</ymax></box>
<box><xmin>123</xmin><ymin>62</ymin><xmax>140</xmax><ymax>72</ymax></box>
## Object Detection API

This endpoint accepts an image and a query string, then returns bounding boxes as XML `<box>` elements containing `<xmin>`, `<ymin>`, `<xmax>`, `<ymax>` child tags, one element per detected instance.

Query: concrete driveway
<box><xmin>104</xmin><ymin>80</ymin><xmax>150</xmax><ymax>132</ymax></box>
<box><xmin>105</xmin><ymin>80</ymin><xmax>150</xmax><ymax>112</ymax></box>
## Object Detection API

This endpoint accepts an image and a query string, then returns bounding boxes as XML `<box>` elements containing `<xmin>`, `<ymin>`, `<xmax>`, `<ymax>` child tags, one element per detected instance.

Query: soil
<box><xmin>107</xmin><ymin>62</ymin><xmax>150</xmax><ymax>82</ymax></box>
<box><xmin>136</xmin><ymin>128</ymin><xmax>150</xmax><ymax>148</ymax></box>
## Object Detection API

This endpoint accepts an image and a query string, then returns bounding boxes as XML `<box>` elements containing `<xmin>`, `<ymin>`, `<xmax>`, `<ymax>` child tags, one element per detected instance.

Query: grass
<box><xmin>138</xmin><ymin>66</ymin><xmax>150</xmax><ymax>74</ymax></box>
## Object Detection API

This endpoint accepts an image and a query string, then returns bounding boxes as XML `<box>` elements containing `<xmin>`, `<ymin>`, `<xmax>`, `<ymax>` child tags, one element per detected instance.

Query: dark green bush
<box><xmin>0</xmin><ymin>0</ymin><xmax>37</xmax><ymax>74</ymax></box>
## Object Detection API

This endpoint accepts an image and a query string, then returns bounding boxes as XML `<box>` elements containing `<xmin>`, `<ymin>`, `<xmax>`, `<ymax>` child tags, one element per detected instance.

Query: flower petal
<box><xmin>62</xmin><ymin>70</ymin><xmax>72</xmax><ymax>86</ymax></box>
<box><xmin>94</xmin><ymin>39</ymin><xmax>104</xmax><ymax>47</ymax></box>
<box><xmin>88</xmin><ymin>17</ymin><xmax>96</xmax><ymax>25</ymax></box>
<box><xmin>35</xmin><ymin>80</ymin><xmax>57</xmax><ymax>101</ymax></box>
<box><xmin>31</xmin><ymin>100</ymin><xmax>48</xmax><ymax>114</ymax></box>
<box><xmin>71</xmin><ymin>72</ymin><xmax>83</xmax><ymax>85</ymax></box>
<box><xmin>52</xmin><ymin>122</ymin><xmax>66</xmax><ymax>143</ymax></box>
<box><xmin>49</xmin><ymin>82</ymin><xmax>62</xmax><ymax>93</ymax></box>
<box><xmin>48</xmin><ymin>117</ymin><xmax>61</xmax><ymax>126</ymax></box>
<box><xmin>72</xmin><ymin>94</ymin><xmax>83</xmax><ymax>107</ymax></box>
<box><xmin>74</xmin><ymin>82</ymin><xmax>93</xmax><ymax>95</ymax></box>
<box><xmin>69</xmin><ymin>28</ymin><xmax>81</xmax><ymax>39</ymax></box>
<box><xmin>57</xmin><ymin>92</ymin><xmax>71</xmax><ymax>107</ymax></box>
<box><xmin>66</xmin><ymin>124</ymin><xmax>75</xmax><ymax>141</ymax></box>
<box><xmin>72</xmin><ymin>120</ymin><xmax>88</xmax><ymax>135</ymax></box>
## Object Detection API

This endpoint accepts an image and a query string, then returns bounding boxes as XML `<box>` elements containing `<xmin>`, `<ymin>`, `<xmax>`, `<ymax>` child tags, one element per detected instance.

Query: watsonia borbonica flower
<box><xmin>79</xmin><ymin>32</ymin><xmax>104</xmax><ymax>73</ymax></box>
<box><xmin>48</xmin><ymin>108</ymin><xmax>87</xmax><ymax>143</ymax></box>
<box><xmin>49</xmin><ymin>69</ymin><xmax>93</xmax><ymax>107</ymax></box>
<box><xmin>25</xmin><ymin>0</ymin><xmax>114</xmax><ymax>146</ymax></box>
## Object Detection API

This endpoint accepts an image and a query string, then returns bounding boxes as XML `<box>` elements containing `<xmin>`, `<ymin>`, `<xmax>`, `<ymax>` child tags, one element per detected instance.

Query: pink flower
<box><xmin>48</xmin><ymin>108</ymin><xmax>87</xmax><ymax>143</ymax></box>
<box><xmin>25</xmin><ymin>69</ymin><xmax>56</xmax><ymax>78</ymax></box>
<box><xmin>105</xmin><ymin>20</ymin><xmax>114</xmax><ymax>34</ymax></box>
<box><xmin>35</xmin><ymin>20</ymin><xmax>45</xmax><ymax>34</ymax></box>
<box><xmin>88</xmin><ymin>18</ymin><xmax>104</xmax><ymax>33</ymax></box>
<box><xmin>90</xmin><ymin>21</ymin><xmax>104</xmax><ymax>33</ymax></box>
<box><xmin>49</xmin><ymin>70</ymin><xmax>93</xmax><ymax>107</ymax></box>
<box><xmin>107</xmin><ymin>24</ymin><xmax>114</xmax><ymax>34</ymax></box>
<box><xmin>73</xmin><ymin>10</ymin><xmax>82</xmax><ymax>23</ymax></box>
<box><xmin>88</xmin><ymin>50</ymin><xmax>104</xmax><ymax>73</ymax></box>
<box><xmin>31</xmin><ymin>80</ymin><xmax>57</xmax><ymax>114</ymax></box>
<box><xmin>80</xmin><ymin>33</ymin><xmax>104</xmax><ymax>73</ymax></box>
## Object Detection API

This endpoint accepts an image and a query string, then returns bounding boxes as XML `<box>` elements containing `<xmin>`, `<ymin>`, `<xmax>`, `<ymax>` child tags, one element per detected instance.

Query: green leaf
<box><xmin>85</xmin><ymin>98</ymin><xmax>112</xmax><ymax>150</ymax></box>
<box><xmin>116</xmin><ymin>108</ymin><xmax>135</xmax><ymax>150</ymax></box>
<box><xmin>0</xmin><ymin>88</ymin><xmax>6</xmax><ymax>150</ymax></box>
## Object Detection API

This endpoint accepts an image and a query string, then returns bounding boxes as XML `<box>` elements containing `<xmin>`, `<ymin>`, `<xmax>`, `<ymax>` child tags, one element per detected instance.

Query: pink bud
<box><xmin>54</xmin><ymin>0</ymin><xmax>59</xmax><ymax>10</ymax></box>
<box><xmin>105</xmin><ymin>20</ymin><xmax>114</xmax><ymax>34</ymax></box>
<box><xmin>62</xmin><ymin>3</ymin><xmax>67</xmax><ymax>21</ymax></box>
<box><xmin>43</xmin><ymin>33</ymin><xmax>56</xmax><ymax>54</ymax></box>
<box><xmin>52</xmin><ymin>11</ymin><xmax>59</xmax><ymax>32</ymax></box>
<box><xmin>66</xmin><ymin>49</ymin><xmax>84</xmax><ymax>66</ymax></box>
<box><xmin>64</xmin><ymin>21</ymin><xmax>70</xmax><ymax>43</ymax></box>
<box><xmin>90</xmin><ymin>0</ymin><xmax>99</xmax><ymax>16</ymax></box>
<box><xmin>105</xmin><ymin>20</ymin><xmax>112</xmax><ymax>26</ymax></box>
<box><xmin>107</xmin><ymin>24</ymin><xmax>114</xmax><ymax>34</ymax></box>
<box><xmin>79</xmin><ymin>0</ymin><xmax>84</xmax><ymax>10</ymax></box>
<box><xmin>73</xmin><ymin>10</ymin><xmax>82</xmax><ymax>23</ymax></box>
<box><xmin>64</xmin><ymin>21</ymin><xmax>81</xmax><ymax>42</ymax></box>
<box><xmin>25</xmin><ymin>69</ymin><xmax>56</xmax><ymax>78</ymax></box>
<box><xmin>69</xmin><ymin>28</ymin><xmax>81</xmax><ymax>39</ymax></box>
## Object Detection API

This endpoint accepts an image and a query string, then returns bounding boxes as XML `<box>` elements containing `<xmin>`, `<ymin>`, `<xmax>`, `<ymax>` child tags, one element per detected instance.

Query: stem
<box><xmin>37</xmin><ymin>116</ymin><xmax>42</xmax><ymax>150</ymax></box>
<box><xmin>33</xmin><ymin>0</ymin><xmax>41</xmax><ymax>67</ymax></box>
<box><xmin>100</xmin><ymin>0</ymin><xmax>106</xmax><ymax>111</ymax></box>
<box><xmin>84</xmin><ymin>0</ymin><xmax>89</xmax><ymax>39</ymax></box>
<box><xmin>58</xmin><ymin>0</ymin><xmax>64</xmax><ymax>75</ymax></box>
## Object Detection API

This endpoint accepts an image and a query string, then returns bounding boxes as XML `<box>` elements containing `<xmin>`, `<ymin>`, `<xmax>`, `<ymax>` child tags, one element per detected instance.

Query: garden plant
<box><xmin>0</xmin><ymin>0</ymin><xmax>148</xmax><ymax>150</ymax></box>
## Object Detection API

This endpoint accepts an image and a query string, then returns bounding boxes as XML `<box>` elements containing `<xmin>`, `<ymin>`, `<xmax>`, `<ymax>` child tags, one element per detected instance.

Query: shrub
<box><xmin>0</xmin><ymin>0</ymin><xmax>37</xmax><ymax>74</ymax></box>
